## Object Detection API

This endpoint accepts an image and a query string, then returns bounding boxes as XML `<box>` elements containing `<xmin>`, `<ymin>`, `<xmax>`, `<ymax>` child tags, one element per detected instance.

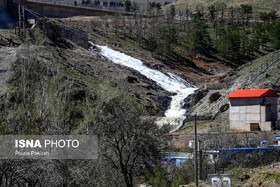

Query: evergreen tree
<box><xmin>269</xmin><ymin>22</ymin><xmax>280</xmax><ymax>49</ymax></box>
<box><xmin>268</xmin><ymin>10</ymin><xmax>279</xmax><ymax>22</ymax></box>
<box><xmin>124</xmin><ymin>0</ymin><xmax>132</xmax><ymax>12</ymax></box>
<box><xmin>240</xmin><ymin>4</ymin><xmax>253</xmax><ymax>26</ymax></box>
<box><xmin>216</xmin><ymin>26</ymin><xmax>241</xmax><ymax>61</ymax></box>
<box><xmin>157</xmin><ymin>24</ymin><xmax>178</xmax><ymax>56</ymax></box>
<box><xmin>208</xmin><ymin>4</ymin><xmax>216</xmax><ymax>23</ymax></box>
<box><xmin>170</xmin><ymin>5</ymin><xmax>176</xmax><ymax>19</ymax></box>
<box><xmin>189</xmin><ymin>9</ymin><xmax>212</xmax><ymax>56</ymax></box>
<box><xmin>131</xmin><ymin>2</ymin><xmax>139</xmax><ymax>12</ymax></box>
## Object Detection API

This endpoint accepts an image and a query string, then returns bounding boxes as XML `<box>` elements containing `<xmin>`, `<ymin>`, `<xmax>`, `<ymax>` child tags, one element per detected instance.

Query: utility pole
<box><xmin>18</xmin><ymin>4</ymin><xmax>21</xmax><ymax>37</ymax></box>
<box><xmin>145</xmin><ymin>0</ymin><xmax>149</xmax><ymax>14</ymax></box>
<box><xmin>22</xmin><ymin>5</ymin><xmax>25</xmax><ymax>38</ymax></box>
<box><xmin>199</xmin><ymin>140</ymin><xmax>202</xmax><ymax>180</ymax></box>
<box><xmin>194</xmin><ymin>114</ymin><xmax>198</xmax><ymax>187</ymax></box>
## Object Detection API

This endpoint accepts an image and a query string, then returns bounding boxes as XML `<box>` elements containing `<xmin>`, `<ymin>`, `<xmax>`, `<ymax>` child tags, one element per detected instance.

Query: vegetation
<box><xmin>1</xmin><ymin>1</ymin><xmax>280</xmax><ymax>186</ymax></box>
<box><xmin>97</xmin><ymin>3</ymin><xmax>280</xmax><ymax>67</ymax></box>
<box><xmin>0</xmin><ymin>29</ymin><xmax>166</xmax><ymax>186</ymax></box>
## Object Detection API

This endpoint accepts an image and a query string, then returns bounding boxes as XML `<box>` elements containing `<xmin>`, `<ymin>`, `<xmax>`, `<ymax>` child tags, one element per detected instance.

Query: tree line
<box><xmin>74</xmin><ymin>0</ymin><xmax>171</xmax><ymax>10</ymax></box>
<box><xmin>102</xmin><ymin>3</ymin><xmax>280</xmax><ymax>66</ymax></box>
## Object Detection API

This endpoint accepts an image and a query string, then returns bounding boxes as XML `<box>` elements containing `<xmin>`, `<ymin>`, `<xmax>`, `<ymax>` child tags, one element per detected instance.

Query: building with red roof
<box><xmin>227</xmin><ymin>89</ymin><xmax>278</xmax><ymax>131</ymax></box>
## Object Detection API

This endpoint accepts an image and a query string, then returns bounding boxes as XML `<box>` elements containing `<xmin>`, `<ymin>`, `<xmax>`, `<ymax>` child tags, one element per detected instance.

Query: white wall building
<box><xmin>227</xmin><ymin>89</ymin><xmax>278</xmax><ymax>131</ymax></box>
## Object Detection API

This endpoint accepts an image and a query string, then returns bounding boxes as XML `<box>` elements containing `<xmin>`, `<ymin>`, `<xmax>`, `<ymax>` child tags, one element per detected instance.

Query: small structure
<box><xmin>227</xmin><ymin>89</ymin><xmax>278</xmax><ymax>131</ymax></box>
<box><xmin>276</xmin><ymin>136</ymin><xmax>280</xmax><ymax>146</ymax></box>
<box><xmin>208</xmin><ymin>174</ymin><xmax>232</xmax><ymax>187</ymax></box>
<box><xmin>204</xmin><ymin>147</ymin><xmax>274</xmax><ymax>163</ymax></box>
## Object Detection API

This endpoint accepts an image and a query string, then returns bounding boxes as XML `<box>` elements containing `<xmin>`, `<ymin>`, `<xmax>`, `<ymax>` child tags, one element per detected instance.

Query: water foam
<box><xmin>93</xmin><ymin>44</ymin><xmax>197</xmax><ymax>117</ymax></box>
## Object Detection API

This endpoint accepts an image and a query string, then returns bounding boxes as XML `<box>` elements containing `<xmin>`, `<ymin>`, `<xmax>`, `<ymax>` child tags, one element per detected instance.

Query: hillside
<box><xmin>1</xmin><ymin>0</ymin><xmax>280</xmax><ymax>185</ymax></box>
<box><xmin>0</xmin><ymin>27</ymin><xmax>175</xmax><ymax>134</ymax></box>
<box><xmin>227</xmin><ymin>163</ymin><xmax>280</xmax><ymax>186</ymax></box>
<box><xmin>173</xmin><ymin>0</ymin><xmax>280</xmax><ymax>13</ymax></box>
<box><xmin>28</xmin><ymin>0</ymin><xmax>280</xmax><ymax>13</ymax></box>
<box><xmin>168</xmin><ymin>48</ymin><xmax>280</xmax><ymax>137</ymax></box>
<box><xmin>55</xmin><ymin>16</ymin><xmax>232</xmax><ymax>88</ymax></box>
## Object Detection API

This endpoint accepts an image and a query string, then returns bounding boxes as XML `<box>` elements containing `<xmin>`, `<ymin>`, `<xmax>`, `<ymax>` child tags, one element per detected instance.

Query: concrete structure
<box><xmin>6</xmin><ymin>0</ymin><xmax>143</xmax><ymax>19</ymax></box>
<box><xmin>227</xmin><ymin>89</ymin><xmax>278</xmax><ymax>131</ymax></box>
<box><xmin>205</xmin><ymin>147</ymin><xmax>274</xmax><ymax>163</ymax></box>
<box><xmin>208</xmin><ymin>174</ymin><xmax>232</xmax><ymax>187</ymax></box>
<box><xmin>277</xmin><ymin>136</ymin><xmax>280</xmax><ymax>146</ymax></box>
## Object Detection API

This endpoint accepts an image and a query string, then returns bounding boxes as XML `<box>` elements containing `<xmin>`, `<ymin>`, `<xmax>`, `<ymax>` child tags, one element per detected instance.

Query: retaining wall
<box><xmin>24</xmin><ymin>1</ymin><xmax>136</xmax><ymax>18</ymax></box>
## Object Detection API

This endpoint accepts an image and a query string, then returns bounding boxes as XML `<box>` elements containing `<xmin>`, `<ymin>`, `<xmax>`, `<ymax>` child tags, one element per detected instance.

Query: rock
<box><xmin>127</xmin><ymin>76</ymin><xmax>138</xmax><ymax>83</ymax></box>
<box><xmin>140</xmin><ymin>83</ymin><xmax>154</xmax><ymax>90</ymax></box>
<box><xmin>151</xmin><ymin>64</ymin><xmax>165</xmax><ymax>70</ymax></box>
<box><xmin>244</xmin><ymin>174</ymin><xmax>250</xmax><ymax>180</ymax></box>
<box><xmin>70</xmin><ymin>90</ymin><xmax>86</xmax><ymax>101</ymax></box>
<box><xmin>220</xmin><ymin>103</ymin><xmax>229</xmax><ymax>112</ymax></box>
<box><xmin>151</xmin><ymin>95</ymin><xmax>172</xmax><ymax>109</ymax></box>
<box><xmin>183</xmin><ymin>88</ymin><xmax>209</xmax><ymax>109</ymax></box>
<box><xmin>0</xmin><ymin>37</ymin><xmax>9</xmax><ymax>46</ymax></box>
<box><xmin>146</xmin><ymin>92</ymin><xmax>154</xmax><ymax>96</ymax></box>
<box><xmin>209</xmin><ymin>92</ymin><xmax>221</xmax><ymax>104</ymax></box>
<box><xmin>143</xmin><ymin>62</ymin><xmax>165</xmax><ymax>71</ymax></box>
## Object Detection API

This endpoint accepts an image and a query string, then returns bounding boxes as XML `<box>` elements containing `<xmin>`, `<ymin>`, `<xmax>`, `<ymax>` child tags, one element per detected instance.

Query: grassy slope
<box><xmin>172</xmin><ymin>0</ymin><xmax>280</xmax><ymax>13</ymax></box>
<box><xmin>173</xmin><ymin>49</ymin><xmax>280</xmax><ymax>134</ymax></box>
<box><xmin>0</xmin><ymin>28</ymin><xmax>132</xmax><ymax>134</ymax></box>
<box><xmin>227</xmin><ymin>163</ymin><xmax>280</xmax><ymax>186</ymax></box>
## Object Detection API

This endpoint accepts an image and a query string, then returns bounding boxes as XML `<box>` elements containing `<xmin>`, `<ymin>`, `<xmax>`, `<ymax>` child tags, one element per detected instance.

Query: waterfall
<box><xmin>90</xmin><ymin>42</ymin><xmax>197</xmax><ymax>117</ymax></box>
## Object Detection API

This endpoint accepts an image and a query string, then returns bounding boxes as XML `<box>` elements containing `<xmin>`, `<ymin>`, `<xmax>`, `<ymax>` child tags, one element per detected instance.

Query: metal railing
<box><xmin>249</xmin><ymin>51</ymin><xmax>280</xmax><ymax>82</ymax></box>
<box><xmin>210</xmin><ymin>50</ymin><xmax>280</xmax><ymax>119</ymax></box>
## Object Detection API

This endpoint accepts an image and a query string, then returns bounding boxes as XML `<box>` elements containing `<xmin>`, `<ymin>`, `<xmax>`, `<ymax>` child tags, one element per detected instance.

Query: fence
<box><xmin>164</xmin><ymin>115</ymin><xmax>214</xmax><ymax>132</ymax></box>
<box><xmin>211</xmin><ymin>97</ymin><xmax>229</xmax><ymax>119</ymax></box>
<box><xmin>164</xmin><ymin>119</ymin><xmax>184</xmax><ymax>132</ymax></box>
<box><xmin>249</xmin><ymin>51</ymin><xmax>280</xmax><ymax>82</ymax></box>
<box><xmin>209</xmin><ymin>50</ymin><xmax>280</xmax><ymax>119</ymax></box>
<box><xmin>177</xmin><ymin>115</ymin><xmax>213</xmax><ymax>131</ymax></box>
<box><xmin>160</xmin><ymin>152</ymin><xmax>193</xmax><ymax>159</ymax></box>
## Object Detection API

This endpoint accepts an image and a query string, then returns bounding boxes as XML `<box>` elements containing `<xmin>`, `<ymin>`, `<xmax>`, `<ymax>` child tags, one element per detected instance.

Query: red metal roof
<box><xmin>227</xmin><ymin>89</ymin><xmax>278</xmax><ymax>98</ymax></box>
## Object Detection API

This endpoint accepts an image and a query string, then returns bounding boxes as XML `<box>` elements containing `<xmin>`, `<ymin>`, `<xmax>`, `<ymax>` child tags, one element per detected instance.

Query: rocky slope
<box><xmin>0</xmin><ymin>28</ymin><xmax>174</xmax><ymax>117</ymax></box>
<box><xmin>54</xmin><ymin>16</ymin><xmax>232</xmax><ymax>88</ymax></box>
<box><xmin>173</xmin><ymin>49</ymin><xmax>280</xmax><ymax>133</ymax></box>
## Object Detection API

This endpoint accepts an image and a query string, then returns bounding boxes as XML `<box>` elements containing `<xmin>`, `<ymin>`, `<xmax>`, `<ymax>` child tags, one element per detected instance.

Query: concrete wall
<box><xmin>229</xmin><ymin>97</ymin><xmax>278</xmax><ymax>131</ymax></box>
<box><xmin>264</xmin><ymin>97</ymin><xmax>278</xmax><ymax>121</ymax></box>
<box><xmin>24</xmin><ymin>1</ymin><xmax>136</xmax><ymax>18</ymax></box>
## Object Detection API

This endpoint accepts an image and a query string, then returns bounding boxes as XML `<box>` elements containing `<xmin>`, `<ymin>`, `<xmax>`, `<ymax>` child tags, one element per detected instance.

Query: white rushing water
<box><xmin>90</xmin><ymin>43</ymin><xmax>197</xmax><ymax>117</ymax></box>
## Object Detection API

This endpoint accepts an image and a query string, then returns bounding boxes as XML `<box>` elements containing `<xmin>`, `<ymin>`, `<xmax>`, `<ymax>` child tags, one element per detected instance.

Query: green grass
<box><xmin>226</xmin><ymin>167</ymin><xmax>259</xmax><ymax>186</ymax></box>
<box><xmin>263</xmin><ymin>173</ymin><xmax>280</xmax><ymax>183</ymax></box>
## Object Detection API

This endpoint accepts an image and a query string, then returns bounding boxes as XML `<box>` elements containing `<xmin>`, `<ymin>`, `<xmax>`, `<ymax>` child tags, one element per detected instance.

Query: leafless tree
<box><xmin>91</xmin><ymin>93</ymin><xmax>165</xmax><ymax>187</ymax></box>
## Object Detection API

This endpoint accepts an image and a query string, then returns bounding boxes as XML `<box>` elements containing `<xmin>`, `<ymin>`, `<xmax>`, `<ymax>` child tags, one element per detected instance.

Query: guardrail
<box><xmin>210</xmin><ymin>50</ymin><xmax>280</xmax><ymax>119</ymax></box>
<box><xmin>249</xmin><ymin>51</ymin><xmax>280</xmax><ymax>82</ymax></box>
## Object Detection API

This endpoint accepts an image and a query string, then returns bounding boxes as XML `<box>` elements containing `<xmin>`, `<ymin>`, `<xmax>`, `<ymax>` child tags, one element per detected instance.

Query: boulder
<box><xmin>127</xmin><ymin>76</ymin><xmax>138</xmax><ymax>83</ymax></box>
<box><xmin>220</xmin><ymin>103</ymin><xmax>229</xmax><ymax>112</ymax></box>
<box><xmin>209</xmin><ymin>92</ymin><xmax>221</xmax><ymax>104</ymax></box>
<box><xmin>151</xmin><ymin>95</ymin><xmax>172</xmax><ymax>109</ymax></box>
<box><xmin>183</xmin><ymin>88</ymin><xmax>209</xmax><ymax>109</ymax></box>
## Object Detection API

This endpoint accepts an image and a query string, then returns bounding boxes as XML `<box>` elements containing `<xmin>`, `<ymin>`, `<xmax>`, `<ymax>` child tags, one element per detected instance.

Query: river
<box><xmin>90</xmin><ymin>43</ymin><xmax>196</xmax><ymax>117</ymax></box>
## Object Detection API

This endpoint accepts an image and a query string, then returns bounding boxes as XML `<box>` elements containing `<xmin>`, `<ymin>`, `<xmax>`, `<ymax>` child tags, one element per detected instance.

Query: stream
<box><xmin>90</xmin><ymin>42</ymin><xmax>197</xmax><ymax>117</ymax></box>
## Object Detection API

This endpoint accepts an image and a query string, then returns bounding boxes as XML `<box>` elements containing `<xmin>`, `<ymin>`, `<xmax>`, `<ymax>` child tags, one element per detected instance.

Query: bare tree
<box><xmin>91</xmin><ymin>93</ymin><xmax>165</xmax><ymax>187</ymax></box>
